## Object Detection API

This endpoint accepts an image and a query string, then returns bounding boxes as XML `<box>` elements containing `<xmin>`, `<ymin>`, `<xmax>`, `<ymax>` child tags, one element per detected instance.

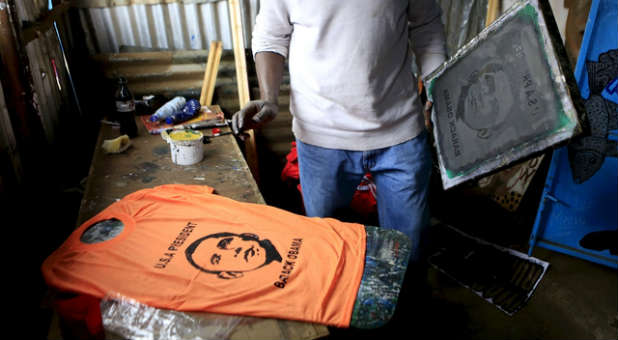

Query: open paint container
<box><xmin>161</xmin><ymin>129</ymin><xmax>205</xmax><ymax>165</ymax></box>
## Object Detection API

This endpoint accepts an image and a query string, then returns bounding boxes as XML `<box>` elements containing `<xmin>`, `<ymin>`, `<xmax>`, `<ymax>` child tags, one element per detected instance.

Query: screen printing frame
<box><xmin>425</xmin><ymin>0</ymin><xmax>585</xmax><ymax>190</ymax></box>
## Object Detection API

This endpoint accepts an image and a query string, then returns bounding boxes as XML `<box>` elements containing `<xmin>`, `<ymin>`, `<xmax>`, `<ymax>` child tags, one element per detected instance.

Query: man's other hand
<box><xmin>231</xmin><ymin>100</ymin><xmax>278</xmax><ymax>141</ymax></box>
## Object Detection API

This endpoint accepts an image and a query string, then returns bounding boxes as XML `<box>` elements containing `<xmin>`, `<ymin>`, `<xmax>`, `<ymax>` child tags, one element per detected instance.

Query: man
<box><xmin>232</xmin><ymin>0</ymin><xmax>447</xmax><ymax>264</ymax></box>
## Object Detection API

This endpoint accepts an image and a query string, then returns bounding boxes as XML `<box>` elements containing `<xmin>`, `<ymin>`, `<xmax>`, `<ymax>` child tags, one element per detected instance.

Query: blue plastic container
<box><xmin>528</xmin><ymin>0</ymin><xmax>617</xmax><ymax>269</ymax></box>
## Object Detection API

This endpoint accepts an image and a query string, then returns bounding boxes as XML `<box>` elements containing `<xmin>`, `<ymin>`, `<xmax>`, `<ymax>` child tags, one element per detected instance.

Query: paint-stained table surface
<box><xmin>77</xmin><ymin>105</ymin><xmax>264</xmax><ymax>225</ymax></box>
<box><xmin>74</xmin><ymin>105</ymin><xmax>328</xmax><ymax>340</ymax></box>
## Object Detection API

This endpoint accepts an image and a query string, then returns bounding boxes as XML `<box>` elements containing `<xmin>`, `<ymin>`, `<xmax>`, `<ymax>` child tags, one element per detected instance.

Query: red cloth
<box><xmin>54</xmin><ymin>294</ymin><xmax>105</xmax><ymax>340</ymax></box>
<box><xmin>350</xmin><ymin>174</ymin><xmax>377</xmax><ymax>219</ymax></box>
<box><xmin>281</xmin><ymin>143</ymin><xmax>377</xmax><ymax>216</ymax></box>
<box><xmin>281</xmin><ymin>142</ymin><xmax>300</xmax><ymax>182</ymax></box>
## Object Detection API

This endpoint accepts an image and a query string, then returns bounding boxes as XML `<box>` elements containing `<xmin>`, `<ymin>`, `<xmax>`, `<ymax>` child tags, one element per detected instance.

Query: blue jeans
<box><xmin>296</xmin><ymin>131</ymin><xmax>433</xmax><ymax>262</ymax></box>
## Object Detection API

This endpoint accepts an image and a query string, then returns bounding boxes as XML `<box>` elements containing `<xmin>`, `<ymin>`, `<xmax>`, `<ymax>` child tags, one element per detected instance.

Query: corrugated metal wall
<box><xmin>75</xmin><ymin>0</ymin><xmax>258</xmax><ymax>54</ymax></box>
<box><xmin>0</xmin><ymin>79</ymin><xmax>22</xmax><ymax>185</ymax></box>
<box><xmin>23</xmin><ymin>27</ymin><xmax>73</xmax><ymax>143</ymax></box>
<box><xmin>14</xmin><ymin>0</ymin><xmax>48</xmax><ymax>21</ymax></box>
<box><xmin>438</xmin><ymin>0</ymin><xmax>488</xmax><ymax>56</ymax></box>
<box><xmin>77</xmin><ymin>0</ymin><xmax>492</xmax><ymax>56</ymax></box>
<box><xmin>0</xmin><ymin>0</ymin><xmax>83</xmax><ymax>192</ymax></box>
<box><xmin>14</xmin><ymin>1</ymin><xmax>76</xmax><ymax>144</ymax></box>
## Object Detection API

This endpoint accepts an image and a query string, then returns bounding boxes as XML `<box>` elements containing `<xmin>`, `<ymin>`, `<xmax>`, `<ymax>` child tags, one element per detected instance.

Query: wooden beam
<box><xmin>200</xmin><ymin>40</ymin><xmax>222</xmax><ymax>107</ymax></box>
<box><xmin>485</xmin><ymin>0</ymin><xmax>501</xmax><ymax>27</ymax></box>
<box><xmin>228</xmin><ymin>0</ymin><xmax>259</xmax><ymax>184</ymax></box>
<box><xmin>228</xmin><ymin>0</ymin><xmax>250</xmax><ymax>106</ymax></box>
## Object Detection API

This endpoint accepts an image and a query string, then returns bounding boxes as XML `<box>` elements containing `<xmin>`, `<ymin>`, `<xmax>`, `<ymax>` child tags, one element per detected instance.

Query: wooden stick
<box><xmin>200</xmin><ymin>41</ymin><xmax>223</xmax><ymax>107</ymax></box>
<box><xmin>228</xmin><ymin>0</ymin><xmax>260</xmax><ymax>184</ymax></box>
<box><xmin>228</xmin><ymin>0</ymin><xmax>250</xmax><ymax>107</ymax></box>
<box><xmin>485</xmin><ymin>0</ymin><xmax>501</xmax><ymax>27</ymax></box>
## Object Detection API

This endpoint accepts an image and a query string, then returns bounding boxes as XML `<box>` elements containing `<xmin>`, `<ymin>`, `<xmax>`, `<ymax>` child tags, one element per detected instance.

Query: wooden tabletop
<box><xmin>77</xmin><ymin>105</ymin><xmax>264</xmax><ymax>226</ymax></box>
<box><xmin>74</xmin><ymin>106</ymin><xmax>328</xmax><ymax>340</ymax></box>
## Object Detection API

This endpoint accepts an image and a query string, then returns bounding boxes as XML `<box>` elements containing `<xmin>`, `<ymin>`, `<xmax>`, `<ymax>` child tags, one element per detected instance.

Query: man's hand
<box><xmin>231</xmin><ymin>52</ymin><xmax>284</xmax><ymax>140</ymax></box>
<box><xmin>231</xmin><ymin>100</ymin><xmax>278</xmax><ymax>141</ymax></box>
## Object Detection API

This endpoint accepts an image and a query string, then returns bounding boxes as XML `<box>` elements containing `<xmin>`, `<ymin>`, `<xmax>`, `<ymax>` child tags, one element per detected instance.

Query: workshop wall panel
<box><xmin>0</xmin><ymin>80</ymin><xmax>22</xmax><ymax>187</ymax></box>
<box><xmin>16</xmin><ymin>0</ymin><xmax>75</xmax><ymax>144</ymax></box>
<box><xmin>76</xmin><ymin>0</ymin><xmax>259</xmax><ymax>54</ymax></box>
<box><xmin>15</xmin><ymin>1</ymin><xmax>76</xmax><ymax>145</ymax></box>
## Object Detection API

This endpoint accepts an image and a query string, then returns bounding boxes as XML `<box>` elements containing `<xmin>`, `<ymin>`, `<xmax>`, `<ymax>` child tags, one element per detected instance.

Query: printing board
<box><xmin>426</xmin><ymin>0</ymin><xmax>585</xmax><ymax>189</ymax></box>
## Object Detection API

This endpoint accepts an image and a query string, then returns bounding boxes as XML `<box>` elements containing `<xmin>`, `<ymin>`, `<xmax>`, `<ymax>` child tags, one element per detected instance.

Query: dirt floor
<box><xmin>323</xmin><ymin>246</ymin><xmax>617</xmax><ymax>340</ymax></box>
<box><xmin>265</xmin><ymin>148</ymin><xmax>618</xmax><ymax>340</ymax></box>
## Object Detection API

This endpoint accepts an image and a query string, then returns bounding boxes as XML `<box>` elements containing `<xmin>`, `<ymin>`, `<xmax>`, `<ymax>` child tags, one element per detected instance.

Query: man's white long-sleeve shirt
<box><xmin>252</xmin><ymin>0</ymin><xmax>447</xmax><ymax>151</ymax></box>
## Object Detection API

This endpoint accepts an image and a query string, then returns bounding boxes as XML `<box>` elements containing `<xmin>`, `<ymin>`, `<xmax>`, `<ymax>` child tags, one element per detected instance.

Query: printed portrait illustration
<box><xmin>185</xmin><ymin>232</ymin><xmax>282</xmax><ymax>279</ymax></box>
<box><xmin>457</xmin><ymin>62</ymin><xmax>514</xmax><ymax>139</ymax></box>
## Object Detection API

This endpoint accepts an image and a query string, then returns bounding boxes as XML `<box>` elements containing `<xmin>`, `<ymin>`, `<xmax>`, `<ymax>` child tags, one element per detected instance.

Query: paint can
<box><xmin>161</xmin><ymin>129</ymin><xmax>204</xmax><ymax>165</ymax></box>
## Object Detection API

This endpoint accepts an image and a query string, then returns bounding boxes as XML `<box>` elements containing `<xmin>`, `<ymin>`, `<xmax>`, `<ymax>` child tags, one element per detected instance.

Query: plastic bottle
<box><xmin>114</xmin><ymin>77</ymin><xmax>138</xmax><ymax>137</ymax></box>
<box><xmin>149</xmin><ymin>96</ymin><xmax>186</xmax><ymax>122</ymax></box>
<box><xmin>165</xmin><ymin>99</ymin><xmax>201</xmax><ymax>124</ymax></box>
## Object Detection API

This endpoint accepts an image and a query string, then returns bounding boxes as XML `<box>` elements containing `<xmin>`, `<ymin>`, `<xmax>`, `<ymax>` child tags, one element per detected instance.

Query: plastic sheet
<box><xmin>101</xmin><ymin>293</ymin><xmax>246</xmax><ymax>340</ymax></box>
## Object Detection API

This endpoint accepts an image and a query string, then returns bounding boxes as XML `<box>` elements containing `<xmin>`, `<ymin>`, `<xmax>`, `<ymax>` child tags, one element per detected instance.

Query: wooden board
<box><xmin>200</xmin><ymin>41</ymin><xmax>223</xmax><ymax>107</ymax></box>
<box><xmin>228</xmin><ymin>0</ymin><xmax>260</xmax><ymax>184</ymax></box>
<box><xmin>485</xmin><ymin>0</ymin><xmax>501</xmax><ymax>26</ymax></box>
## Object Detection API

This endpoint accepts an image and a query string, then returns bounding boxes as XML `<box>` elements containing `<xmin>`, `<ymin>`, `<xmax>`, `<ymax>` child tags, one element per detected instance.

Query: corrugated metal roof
<box><xmin>77</xmin><ymin>0</ymin><xmax>258</xmax><ymax>54</ymax></box>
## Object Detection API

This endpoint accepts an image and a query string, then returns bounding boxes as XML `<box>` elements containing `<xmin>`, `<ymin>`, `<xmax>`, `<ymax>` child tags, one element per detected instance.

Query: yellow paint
<box><xmin>168</xmin><ymin>130</ymin><xmax>203</xmax><ymax>141</ymax></box>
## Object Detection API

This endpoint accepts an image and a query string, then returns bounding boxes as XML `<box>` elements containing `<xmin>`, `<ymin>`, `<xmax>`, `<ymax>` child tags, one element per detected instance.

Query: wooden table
<box><xmin>77</xmin><ymin>106</ymin><xmax>263</xmax><ymax>225</ymax></box>
<box><xmin>72</xmin><ymin>106</ymin><xmax>328</xmax><ymax>339</ymax></box>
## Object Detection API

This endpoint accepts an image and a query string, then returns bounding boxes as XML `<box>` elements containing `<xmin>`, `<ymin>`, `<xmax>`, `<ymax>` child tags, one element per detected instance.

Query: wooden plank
<box><xmin>485</xmin><ymin>0</ymin><xmax>501</xmax><ymax>27</ymax></box>
<box><xmin>200</xmin><ymin>40</ymin><xmax>222</xmax><ymax>106</ymax></box>
<box><xmin>228</xmin><ymin>0</ymin><xmax>250</xmax><ymax>107</ymax></box>
<box><xmin>228</xmin><ymin>0</ymin><xmax>260</xmax><ymax>184</ymax></box>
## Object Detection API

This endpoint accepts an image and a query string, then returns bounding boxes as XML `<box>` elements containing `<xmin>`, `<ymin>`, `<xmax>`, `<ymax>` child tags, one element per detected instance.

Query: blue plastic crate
<box><xmin>528</xmin><ymin>0</ymin><xmax>617</xmax><ymax>269</ymax></box>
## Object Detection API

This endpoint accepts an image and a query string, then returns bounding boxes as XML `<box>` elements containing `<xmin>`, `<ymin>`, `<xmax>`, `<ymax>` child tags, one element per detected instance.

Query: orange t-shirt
<box><xmin>42</xmin><ymin>184</ymin><xmax>366</xmax><ymax>327</ymax></box>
